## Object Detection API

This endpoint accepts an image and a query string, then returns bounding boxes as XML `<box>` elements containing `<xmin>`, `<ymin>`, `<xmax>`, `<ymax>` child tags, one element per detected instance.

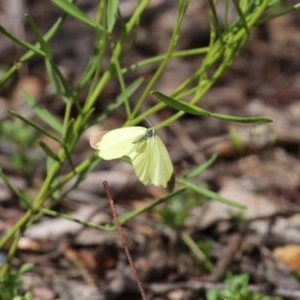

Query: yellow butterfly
<box><xmin>90</xmin><ymin>126</ymin><xmax>174</xmax><ymax>188</ymax></box>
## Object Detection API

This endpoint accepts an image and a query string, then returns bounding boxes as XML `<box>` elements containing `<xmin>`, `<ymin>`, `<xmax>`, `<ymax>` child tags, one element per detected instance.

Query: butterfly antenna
<box><xmin>143</xmin><ymin>118</ymin><xmax>153</xmax><ymax>128</ymax></box>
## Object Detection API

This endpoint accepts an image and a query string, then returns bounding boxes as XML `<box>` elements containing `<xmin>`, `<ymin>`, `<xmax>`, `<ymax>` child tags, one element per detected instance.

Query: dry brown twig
<box><xmin>103</xmin><ymin>181</ymin><xmax>148</xmax><ymax>300</ymax></box>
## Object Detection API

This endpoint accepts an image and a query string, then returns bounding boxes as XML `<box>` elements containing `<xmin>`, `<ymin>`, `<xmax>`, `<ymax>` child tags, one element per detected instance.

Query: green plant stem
<box><xmin>122</xmin><ymin>47</ymin><xmax>209</xmax><ymax>73</ymax></box>
<box><xmin>181</xmin><ymin>232</ymin><xmax>214</xmax><ymax>271</ymax></box>
<box><xmin>129</xmin><ymin>0</ymin><xmax>189</xmax><ymax>121</ymax></box>
<box><xmin>80</xmin><ymin>0</ymin><xmax>151</xmax><ymax>117</ymax></box>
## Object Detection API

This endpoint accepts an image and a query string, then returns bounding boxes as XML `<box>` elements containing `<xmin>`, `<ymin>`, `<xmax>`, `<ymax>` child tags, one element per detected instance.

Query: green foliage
<box><xmin>206</xmin><ymin>273</ymin><xmax>275</xmax><ymax>300</ymax></box>
<box><xmin>0</xmin><ymin>264</ymin><xmax>34</xmax><ymax>300</ymax></box>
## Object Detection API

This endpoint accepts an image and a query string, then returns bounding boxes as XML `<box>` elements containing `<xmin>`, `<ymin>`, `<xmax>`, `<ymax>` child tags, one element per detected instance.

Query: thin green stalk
<box><xmin>122</xmin><ymin>47</ymin><xmax>209</xmax><ymax>73</ymax></box>
<box><xmin>39</xmin><ymin>208</ymin><xmax>108</xmax><ymax>230</ymax></box>
<box><xmin>259</xmin><ymin>2</ymin><xmax>300</xmax><ymax>24</ymax></box>
<box><xmin>129</xmin><ymin>0</ymin><xmax>190</xmax><ymax>120</ymax></box>
<box><xmin>208</xmin><ymin>0</ymin><xmax>225</xmax><ymax>45</ymax></box>
<box><xmin>1</xmin><ymin>236</ymin><xmax>21</xmax><ymax>274</ymax></box>
<box><xmin>113</xmin><ymin>57</ymin><xmax>132</xmax><ymax>117</ymax></box>
<box><xmin>80</xmin><ymin>0</ymin><xmax>151</xmax><ymax>117</ymax></box>
<box><xmin>86</xmin><ymin>0</ymin><xmax>109</xmax><ymax>98</ymax></box>
<box><xmin>181</xmin><ymin>232</ymin><xmax>213</xmax><ymax>271</ymax></box>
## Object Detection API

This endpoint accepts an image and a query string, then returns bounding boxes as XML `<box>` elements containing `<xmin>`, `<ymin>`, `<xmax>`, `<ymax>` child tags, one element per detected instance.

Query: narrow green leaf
<box><xmin>107</xmin><ymin>0</ymin><xmax>119</xmax><ymax>32</ymax></box>
<box><xmin>232</xmin><ymin>0</ymin><xmax>249</xmax><ymax>36</ymax></box>
<box><xmin>25</xmin><ymin>14</ymin><xmax>52</xmax><ymax>58</ymax></box>
<box><xmin>46</xmin><ymin>156</ymin><xmax>57</xmax><ymax>174</ymax></box>
<box><xmin>63</xmin><ymin>118</ymin><xmax>76</xmax><ymax>142</ymax></box>
<box><xmin>37</xmin><ymin>140</ymin><xmax>61</xmax><ymax>162</ymax></box>
<box><xmin>209</xmin><ymin>112</ymin><xmax>273</xmax><ymax>123</ymax></box>
<box><xmin>76</xmin><ymin>54</ymin><xmax>100</xmax><ymax>92</ymax></box>
<box><xmin>22</xmin><ymin>90</ymin><xmax>63</xmax><ymax>132</ymax></box>
<box><xmin>183</xmin><ymin>180</ymin><xmax>246</xmax><ymax>209</ymax></box>
<box><xmin>60</xmin><ymin>119</ymin><xmax>76</xmax><ymax>170</ymax></box>
<box><xmin>18</xmin><ymin>263</ymin><xmax>35</xmax><ymax>274</ymax></box>
<box><xmin>40</xmin><ymin>207</ymin><xmax>108</xmax><ymax>231</ymax></box>
<box><xmin>45</xmin><ymin>59</ymin><xmax>70</xmax><ymax>97</ymax></box>
<box><xmin>122</xmin><ymin>77</ymin><xmax>144</xmax><ymax>99</ymax></box>
<box><xmin>208</xmin><ymin>0</ymin><xmax>224</xmax><ymax>43</ymax></box>
<box><xmin>8</xmin><ymin>110</ymin><xmax>62</xmax><ymax>144</ymax></box>
<box><xmin>0</xmin><ymin>167</ymin><xmax>29</xmax><ymax>204</ymax></box>
<box><xmin>113</xmin><ymin>56</ymin><xmax>131</xmax><ymax>116</ymax></box>
<box><xmin>0</xmin><ymin>25</ymin><xmax>46</xmax><ymax>57</ymax></box>
<box><xmin>184</xmin><ymin>153</ymin><xmax>218</xmax><ymax>179</ymax></box>
<box><xmin>52</xmin><ymin>0</ymin><xmax>98</xmax><ymax>29</ymax></box>
<box><xmin>152</xmin><ymin>90</ymin><xmax>210</xmax><ymax>116</ymax></box>
<box><xmin>152</xmin><ymin>91</ymin><xmax>273</xmax><ymax>123</ymax></box>
<box><xmin>229</xmin><ymin>127</ymin><xmax>244</xmax><ymax>154</ymax></box>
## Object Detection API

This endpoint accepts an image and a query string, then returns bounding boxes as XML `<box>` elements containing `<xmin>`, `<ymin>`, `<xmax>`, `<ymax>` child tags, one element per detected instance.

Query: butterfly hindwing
<box><xmin>130</xmin><ymin>132</ymin><xmax>173</xmax><ymax>188</ymax></box>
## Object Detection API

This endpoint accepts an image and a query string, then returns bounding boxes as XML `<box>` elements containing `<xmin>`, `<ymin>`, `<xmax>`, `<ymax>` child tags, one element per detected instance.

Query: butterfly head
<box><xmin>144</xmin><ymin>128</ymin><xmax>155</xmax><ymax>139</ymax></box>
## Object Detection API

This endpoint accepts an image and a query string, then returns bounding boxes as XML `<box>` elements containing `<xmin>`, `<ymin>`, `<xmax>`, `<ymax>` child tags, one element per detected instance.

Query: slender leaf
<box><xmin>0</xmin><ymin>25</ymin><xmax>46</xmax><ymax>57</ymax></box>
<box><xmin>25</xmin><ymin>14</ymin><xmax>52</xmax><ymax>58</ymax></box>
<box><xmin>208</xmin><ymin>0</ymin><xmax>224</xmax><ymax>43</ymax></box>
<box><xmin>37</xmin><ymin>140</ymin><xmax>61</xmax><ymax>162</ymax></box>
<box><xmin>76</xmin><ymin>53</ymin><xmax>101</xmax><ymax>92</ymax></box>
<box><xmin>63</xmin><ymin>118</ymin><xmax>76</xmax><ymax>143</ymax></box>
<box><xmin>22</xmin><ymin>90</ymin><xmax>63</xmax><ymax>132</ymax></box>
<box><xmin>45</xmin><ymin>59</ymin><xmax>72</xmax><ymax>98</ymax></box>
<box><xmin>8</xmin><ymin>110</ymin><xmax>62</xmax><ymax>144</ymax></box>
<box><xmin>52</xmin><ymin>0</ymin><xmax>98</xmax><ymax>29</ymax></box>
<box><xmin>229</xmin><ymin>127</ymin><xmax>244</xmax><ymax>153</ymax></box>
<box><xmin>232</xmin><ymin>0</ymin><xmax>249</xmax><ymax>35</ymax></box>
<box><xmin>181</xmin><ymin>180</ymin><xmax>246</xmax><ymax>209</ymax></box>
<box><xmin>40</xmin><ymin>207</ymin><xmax>108</xmax><ymax>231</ymax></box>
<box><xmin>0</xmin><ymin>168</ymin><xmax>32</xmax><ymax>206</ymax></box>
<box><xmin>152</xmin><ymin>91</ymin><xmax>273</xmax><ymax>123</ymax></box>
<box><xmin>60</xmin><ymin>119</ymin><xmax>76</xmax><ymax>170</ymax></box>
<box><xmin>184</xmin><ymin>153</ymin><xmax>218</xmax><ymax>179</ymax></box>
<box><xmin>107</xmin><ymin>0</ymin><xmax>119</xmax><ymax>32</ymax></box>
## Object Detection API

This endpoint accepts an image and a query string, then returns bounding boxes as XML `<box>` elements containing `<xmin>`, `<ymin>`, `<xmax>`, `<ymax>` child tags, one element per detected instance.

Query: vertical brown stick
<box><xmin>103</xmin><ymin>181</ymin><xmax>148</xmax><ymax>300</ymax></box>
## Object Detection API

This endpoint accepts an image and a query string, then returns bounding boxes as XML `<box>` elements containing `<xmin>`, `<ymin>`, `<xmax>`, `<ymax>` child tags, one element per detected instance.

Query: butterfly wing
<box><xmin>149</xmin><ymin>135</ymin><xmax>173</xmax><ymax>187</ymax></box>
<box><xmin>131</xmin><ymin>134</ymin><xmax>173</xmax><ymax>188</ymax></box>
<box><xmin>92</xmin><ymin>126</ymin><xmax>146</xmax><ymax>160</ymax></box>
